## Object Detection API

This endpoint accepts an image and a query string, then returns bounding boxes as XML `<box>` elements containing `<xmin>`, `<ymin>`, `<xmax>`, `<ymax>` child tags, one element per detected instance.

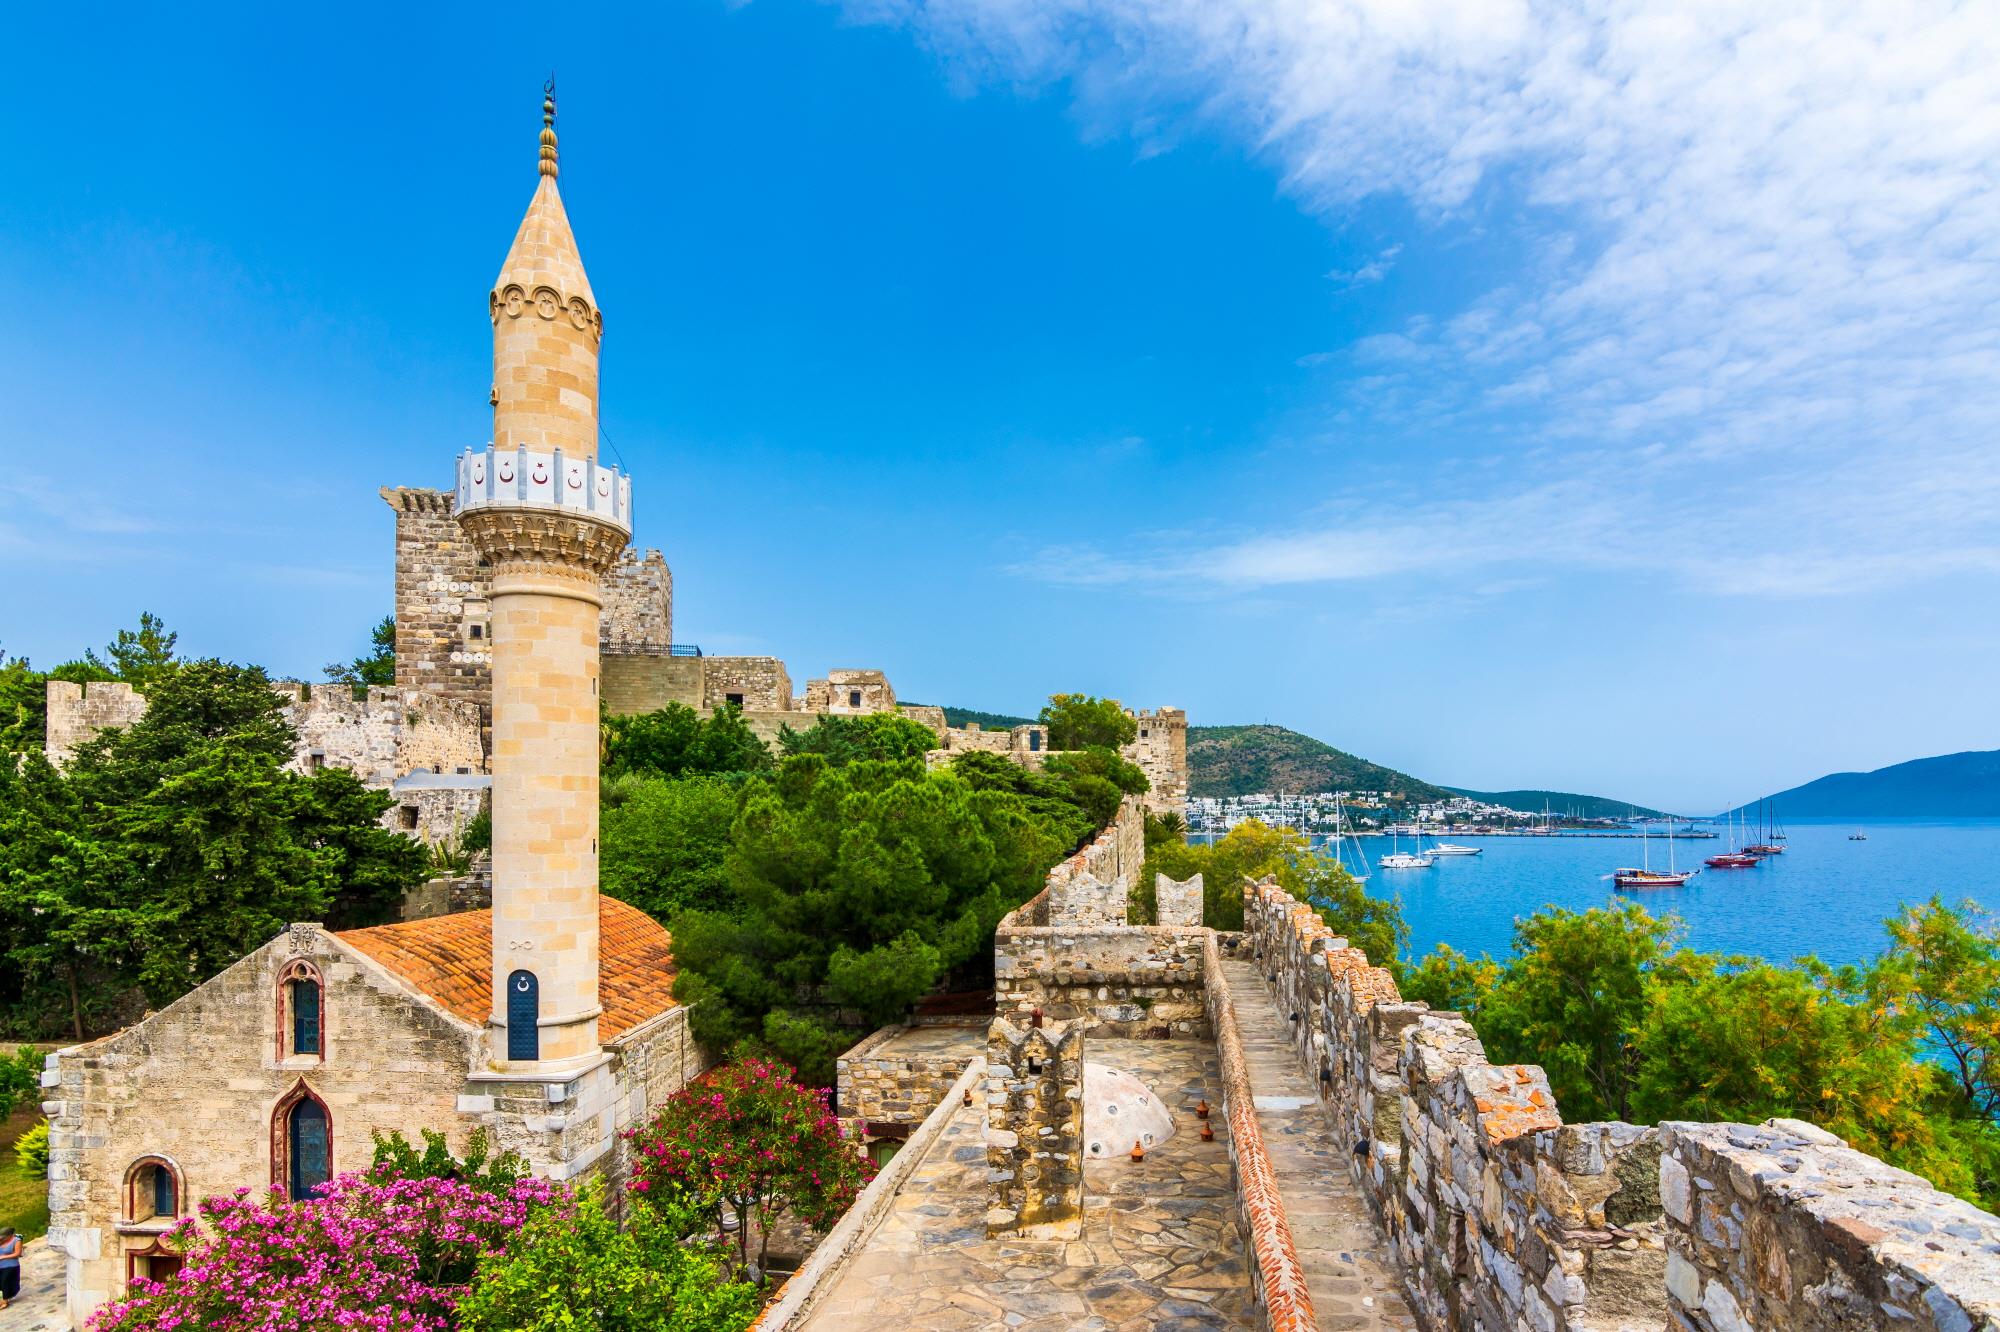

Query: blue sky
<box><xmin>4</xmin><ymin>1</ymin><xmax>1997</xmax><ymax>812</ymax></box>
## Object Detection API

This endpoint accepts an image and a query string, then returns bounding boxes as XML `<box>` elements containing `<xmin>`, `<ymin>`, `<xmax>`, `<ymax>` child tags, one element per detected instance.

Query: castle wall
<box><xmin>802</xmin><ymin>669</ymin><xmax>895</xmax><ymax>715</ymax></box>
<box><xmin>272</xmin><ymin>683</ymin><xmax>484</xmax><ymax>787</ymax></box>
<box><xmin>601</xmin><ymin>550</ymin><xmax>672</xmax><ymax>652</ymax></box>
<box><xmin>44</xmin><ymin>925</ymin><xmax>484</xmax><ymax>1324</ymax></box>
<box><xmin>984</xmin><ymin>1015</ymin><xmax>1085</xmax><ymax>1238</ymax></box>
<box><xmin>1238</xmin><ymin>879</ymin><xmax>2000</xmax><ymax>1332</ymax></box>
<box><xmin>703</xmin><ymin>656</ymin><xmax>793</xmax><ymax>712</ymax></box>
<box><xmin>1124</xmin><ymin>707</ymin><xmax>1189</xmax><ymax>816</ymax></box>
<box><xmin>601</xmin><ymin>652</ymin><xmax>705</xmax><ymax>715</ymax></box>
<box><xmin>43</xmin><ymin>681</ymin><xmax>149</xmax><ymax>766</ymax></box>
<box><xmin>834</xmin><ymin>1026</ymin><xmax>977</xmax><ymax>1129</ymax></box>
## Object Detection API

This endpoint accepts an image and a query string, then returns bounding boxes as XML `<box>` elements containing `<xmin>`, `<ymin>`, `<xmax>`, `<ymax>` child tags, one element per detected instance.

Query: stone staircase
<box><xmin>1220</xmin><ymin>958</ymin><xmax>1417</xmax><ymax>1330</ymax></box>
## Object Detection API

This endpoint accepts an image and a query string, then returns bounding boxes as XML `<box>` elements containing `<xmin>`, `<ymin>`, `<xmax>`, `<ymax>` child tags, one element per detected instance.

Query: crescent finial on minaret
<box><xmin>540</xmin><ymin>76</ymin><xmax>558</xmax><ymax>179</ymax></box>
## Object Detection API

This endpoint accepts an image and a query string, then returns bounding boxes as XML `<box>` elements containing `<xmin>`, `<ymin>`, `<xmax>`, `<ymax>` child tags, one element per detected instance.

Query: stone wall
<box><xmin>43</xmin><ymin>681</ymin><xmax>148</xmax><ymax>765</ymax></box>
<box><xmin>1157</xmin><ymin>872</ymin><xmax>1203</xmax><ymax>928</ymax></box>
<box><xmin>802</xmin><ymin>669</ymin><xmax>895</xmax><ymax>715</ymax></box>
<box><xmin>703</xmin><ymin>657</ymin><xmax>793</xmax><ymax>712</ymax></box>
<box><xmin>984</xmin><ymin>1015</ymin><xmax>1085</xmax><ymax>1239</ymax></box>
<box><xmin>1238</xmin><ymin>879</ymin><xmax>2000</xmax><ymax>1332</ymax></box>
<box><xmin>1203</xmin><ymin>932</ymin><xmax>1317</xmax><ymax>1331</ymax></box>
<box><xmin>1660</xmin><ymin>1119</ymin><xmax>2000</xmax><ymax>1332</ymax></box>
<box><xmin>1124</xmin><ymin>706</ymin><xmax>1189</xmax><ymax>815</ymax></box>
<box><xmin>601</xmin><ymin>549</ymin><xmax>672</xmax><ymax>652</ymax></box>
<box><xmin>835</xmin><ymin>1026</ymin><xmax>976</xmax><ymax>1128</ymax></box>
<box><xmin>1038</xmin><ymin>795</ymin><xmax>1146</xmax><ymax>925</ymax></box>
<box><xmin>601</xmin><ymin>652</ymin><xmax>705</xmax><ymax>715</ymax></box>
<box><xmin>274</xmin><ymin>683</ymin><xmax>484</xmax><ymax>787</ymax></box>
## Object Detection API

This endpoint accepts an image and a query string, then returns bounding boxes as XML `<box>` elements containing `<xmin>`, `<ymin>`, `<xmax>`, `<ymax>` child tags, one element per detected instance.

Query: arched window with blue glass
<box><xmin>507</xmin><ymin>969</ymin><xmax>539</xmax><ymax>1061</ymax></box>
<box><xmin>273</xmin><ymin>1084</ymin><xmax>331</xmax><ymax>1202</ymax></box>
<box><xmin>278</xmin><ymin>959</ymin><xmax>323</xmax><ymax>1061</ymax></box>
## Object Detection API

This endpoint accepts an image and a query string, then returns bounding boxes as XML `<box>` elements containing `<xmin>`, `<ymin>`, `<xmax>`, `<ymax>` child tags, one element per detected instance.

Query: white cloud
<box><xmin>843</xmin><ymin>0</ymin><xmax>2000</xmax><ymax>597</ymax></box>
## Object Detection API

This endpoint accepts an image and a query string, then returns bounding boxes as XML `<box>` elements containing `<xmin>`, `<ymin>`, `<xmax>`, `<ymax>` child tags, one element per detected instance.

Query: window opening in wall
<box><xmin>507</xmin><ymin>970</ymin><xmax>540</xmax><ymax>1061</ymax></box>
<box><xmin>1140</xmin><ymin>730</ymin><xmax>1148</xmax><ymax>739</ymax></box>
<box><xmin>399</xmin><ymin>806</ymin><xmax>419</xmax><ymax>830</ymax></box>
<box><xmin>283</xmin><ymin>1095</ymin><xmax>331</xmax><ymax>1202</ymax></box>
<box><xmin>866</xmin><ymin>1139</ymin><xmax>900</xmax><ymax>1170</ymax></box>
<box><xmin>848</xmin><ymin>690</ymin><xmax>862</xmax><ymax>708</ymax></box>
<box><xmin>127</xmin><ymin>1242</ymin><xmax>184</xmax><ymax>1287</ymax></box>
<box><xmin>725</xmin><ymin>692</ymin><xmax>744</xmax><ymax>707</ymax></box>
<box><xmin>307</xmin><ymin>752</ymin><xmax>325</xmax><ymax>772</ymax></box>
<box><xmin>1029</xmin><ymin>731</ymin><xmax>1041</xmax><ymax>752</ymax></box>
<box><xmin>470</xmin><ymin>624</ymin><xmax>483</xmax><ymax>639</ymax></box>
<box><xmin>125</xmin><ymin>1158</ymin><xmax>180</xmax><ymax>1224</ymax></box>
<box><xmin>290</xmin><ymin>977</ymin><xmax>321</xmax><ymax>1056</ymax></box>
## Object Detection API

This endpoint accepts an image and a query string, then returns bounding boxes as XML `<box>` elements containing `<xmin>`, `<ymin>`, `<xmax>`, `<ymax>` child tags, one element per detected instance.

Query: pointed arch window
<box><xmin>272</xmin><ymin>1083</ymin><xmax>332</xmax><ymax>1202</ymax></box>
<box><xmin>277</xmin><ymin>959</ymin><xmax>323</xmax><ymax>1061</ymax></box>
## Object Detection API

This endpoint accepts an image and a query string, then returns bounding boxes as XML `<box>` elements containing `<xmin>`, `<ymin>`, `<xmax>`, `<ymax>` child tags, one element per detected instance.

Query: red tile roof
<box><xmin>340</xmin><ymin>897</ymin><xmax>677</xmax><ymax>1042</ymax></box>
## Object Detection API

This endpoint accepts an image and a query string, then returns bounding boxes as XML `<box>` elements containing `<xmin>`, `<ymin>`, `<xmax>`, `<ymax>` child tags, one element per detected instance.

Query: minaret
<box><xmin>455</xmin><ymin>84</ymin><xmax>631</xmax><ymax>1072</ymax></box>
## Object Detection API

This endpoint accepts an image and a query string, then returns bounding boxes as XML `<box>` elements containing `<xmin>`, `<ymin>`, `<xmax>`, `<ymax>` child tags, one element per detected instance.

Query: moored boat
<box><xmin>1431</xmin><ymin>842</ymin><xmax>1483</xmax><ymax>856</ymax></box>
<box><xmin>1613</xmin><ymin>868</ymin><xmax>1697</xmax><ymax>889</ymax></box>
<box><xmin>1705</xmin><ymin>853</ymin><xmax>1757</xmax><ymax>868</ymax></box>
<box><xmin>1380</xmin><ymin>852</ymin><xmax>1435</xmax><ymax>869</ymax></box>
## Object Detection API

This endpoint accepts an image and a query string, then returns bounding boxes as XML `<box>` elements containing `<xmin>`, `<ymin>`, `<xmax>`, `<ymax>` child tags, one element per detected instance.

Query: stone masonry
<box><xmin>1158</xmin><ymin>871</ymin><xmax>1204</xmax><ymax>928</ymax></box>
<box><xmin>984</xmin><ymin>1015</ymin><xmax>1086</xmax><ymax>1239</ymax></box>
<box><xmin>42</xmin><ymin>681</ymin><xmax>149</xmax><ymax>766</ymax></box>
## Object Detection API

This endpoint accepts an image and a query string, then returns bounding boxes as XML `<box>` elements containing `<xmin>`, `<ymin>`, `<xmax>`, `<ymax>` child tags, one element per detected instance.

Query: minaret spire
<box><xmin>540</xmin><ymin>77</ymin><xmax>558</xmax><ymax>179</ymax></box>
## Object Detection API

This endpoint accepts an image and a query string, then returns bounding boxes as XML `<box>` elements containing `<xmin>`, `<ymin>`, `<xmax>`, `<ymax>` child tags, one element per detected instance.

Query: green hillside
<box><xmin>916</xmin><ymin>705</ymin><xmax>1035</xmax><ymax>730</ymax></box>
<box><xmin>1446</xmin><ymin>788</ymin><xmax>1670</xmax><ymax>820</ymax></box>
<box><xmin>1187</xmin><ymin>724</ymin><xmax>1452</xmax><ymax>801</ymax></box>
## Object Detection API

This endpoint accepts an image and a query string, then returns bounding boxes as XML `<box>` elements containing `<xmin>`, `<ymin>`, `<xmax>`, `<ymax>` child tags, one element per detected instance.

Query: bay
<box><xmin>1295</xmin><ymin>817</ymin><xmax>2000</xmax><ymax>966</ymax></box>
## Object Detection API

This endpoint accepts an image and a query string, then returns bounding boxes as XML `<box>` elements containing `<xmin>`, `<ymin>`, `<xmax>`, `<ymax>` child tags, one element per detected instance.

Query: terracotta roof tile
<box><xmin>339</xmin><ymin>897</ymin><xmax>676</xmax><ymax>1042</ymax></box>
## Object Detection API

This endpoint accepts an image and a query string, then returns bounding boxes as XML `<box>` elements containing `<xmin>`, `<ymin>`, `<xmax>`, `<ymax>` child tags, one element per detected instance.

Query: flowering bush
<box><xmin>626</xmin><ymin>1056</ymin><xmax>873</xmax><ymax>1281</ymax></box>
<box><xmin>457</xmin><ymin>1187</ymin><xmax>757</xmax><ymax>1332</ymax></box>
<box><xmin>88</xmin><ymin>1171</ymin><xmax>564</xmax><ymax>1332</ymax></box>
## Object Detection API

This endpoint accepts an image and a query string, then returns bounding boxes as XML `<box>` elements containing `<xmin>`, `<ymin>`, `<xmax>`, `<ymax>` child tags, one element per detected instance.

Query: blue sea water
<box><xmin>1306</xmin><ymin>818</ymin><xmax>2000</xmax><ymax>966</ymax></box>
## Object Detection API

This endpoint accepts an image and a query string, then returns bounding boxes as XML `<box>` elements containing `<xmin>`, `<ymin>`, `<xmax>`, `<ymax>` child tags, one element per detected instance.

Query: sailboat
<box><xmin>1706</xmin><ymin>807</ymin><xmax>1757</xmax><ymax>869</ymax></box>
<box><xmin>1848</xmin><ymin>830</ymin><xmax>1868</xmax><ymax>841</ymax></box>
<box><xmin>1612</xmin><ymin>819</ymin><xmax>1695</xmax><ymax>889</ymax></box>
<box><xmin>1379</xmin><ymin>824</ymin><xmax>1434</xmax><ymax>870</ymax></box>
<box><xmin>1743</xmin><ymin>798</ymin><xmax>1784</xmax><ymax>857</ymax></box>
<box><xmin>1328</xmin><ymin>797</ymin><xmax>1372</xmax><ymax>882</ymax></box>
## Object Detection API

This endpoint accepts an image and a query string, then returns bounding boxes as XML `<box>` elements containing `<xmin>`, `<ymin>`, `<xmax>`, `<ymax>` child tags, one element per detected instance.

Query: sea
<box><xmin>1226</xmin><ymin>817</ymin><xmax>2000</xmax><ymax>966</ymax></box>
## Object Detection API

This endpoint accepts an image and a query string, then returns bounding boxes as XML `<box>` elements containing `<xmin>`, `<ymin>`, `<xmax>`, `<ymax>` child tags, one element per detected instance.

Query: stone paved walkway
<box><xmin>1221</xmin><ymin>959</ymin><xmax>1416</xmax><ymax>1331</ymax></box>
<box><xmin>800</xmin><ymin>1039</ymin><xmax>1256</xmax><ymax>1332</ymax></box>
<box><xmin>0</xmin><ymin>1240</ymin><xmax>68</xmax><ymax>1331</ymax></box>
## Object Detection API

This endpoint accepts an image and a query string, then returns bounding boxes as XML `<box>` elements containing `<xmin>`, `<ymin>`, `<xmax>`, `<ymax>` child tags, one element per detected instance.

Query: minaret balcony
<box><xmin>455</xmin><ymin>446</ymin><xmax>632</xmax><ymax>537</ymax></box>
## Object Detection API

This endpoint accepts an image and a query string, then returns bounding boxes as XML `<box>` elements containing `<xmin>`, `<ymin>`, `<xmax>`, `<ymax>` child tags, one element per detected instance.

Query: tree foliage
<box><xmin>625</xmin><ymin>1057</ymin><xmax>871</xmax><ymax>1285</ymax></box>
<box><xmin>325</xmin><ymin>614</ymin><xmax>396</xmax><ymax>687</ymax></box>
<box><xmin>1039</xmin><ymin>693</ymin><xmax>1137</xmax><ymax>751</ymax></box>
<box><xmin>600</xmin><ymin>775</ymin><xmax>739</xmax><ymax>922</ymax></box>
<box><xmin>602</xmin><ymin>702</ymin><xmax>773</xmax><ymax>782</ymax></box>
<box><xmin>669</xmin><ymin>755</ymin><xmax>1072</xmax><ymax>1081</ymax></box>
<box><xmin>778</xmin><ymin>711</ymin><xmax>939</xmax><ymax>765</ymax></box>
<box><xmin>0</xmin><ymin>658</ymin><xmax>425</xmax><ymax>1037</ymax></box>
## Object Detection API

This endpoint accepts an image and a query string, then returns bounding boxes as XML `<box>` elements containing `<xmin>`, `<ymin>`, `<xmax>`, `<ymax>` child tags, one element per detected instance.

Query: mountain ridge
<box><xmin>1726</xmin><ymin>748</ymin><xmax>2000</xmax><ymax>818</ymax></box>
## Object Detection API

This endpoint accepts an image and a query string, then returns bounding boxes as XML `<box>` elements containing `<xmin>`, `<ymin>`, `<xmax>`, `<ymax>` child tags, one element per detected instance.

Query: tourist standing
<box><xmin>0</xmin><ymin>1225</ymin><xmax>20</xmax><ymax>1308</ymax></box>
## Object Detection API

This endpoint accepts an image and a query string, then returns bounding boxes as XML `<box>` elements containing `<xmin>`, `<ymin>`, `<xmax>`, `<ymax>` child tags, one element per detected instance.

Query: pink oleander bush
<box><xmin>626</xmin><ymin>1055</ymin><xmax>873</xmax><ymax>1282</ymax></box>
<box><xmin>87</xmin><ymin>1172</ymin><xmax>565</xmax><ymax>1332</ymax></box>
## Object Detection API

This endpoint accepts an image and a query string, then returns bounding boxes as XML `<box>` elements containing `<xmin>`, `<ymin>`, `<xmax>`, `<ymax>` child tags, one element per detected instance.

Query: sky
<box><xmin>3</xmin><ymin>1</ymin><xmax>1996</xmax><ymax>813</ymax></box>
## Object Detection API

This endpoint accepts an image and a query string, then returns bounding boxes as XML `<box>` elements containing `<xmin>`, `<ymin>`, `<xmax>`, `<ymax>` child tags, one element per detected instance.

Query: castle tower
<box><xmin>454</xmin><ymin>86</ymin><xmax>632</xmax><ymax>1071</ymax></box>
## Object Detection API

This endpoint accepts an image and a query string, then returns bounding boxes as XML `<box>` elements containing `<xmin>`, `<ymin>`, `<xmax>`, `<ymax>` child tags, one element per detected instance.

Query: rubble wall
<box><xmin>1240</xmin><ymin>879</ymin><xmax>2000</xmax><ymax>1332</ymax></box>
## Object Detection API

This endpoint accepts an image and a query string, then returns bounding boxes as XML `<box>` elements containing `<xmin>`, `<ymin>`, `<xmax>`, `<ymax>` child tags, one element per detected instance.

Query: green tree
<box><xmin>600</xmin><ymin>774</ymin><xmax>739</xmax><ymax>921</ymax></box>
<box><xmin>369</xmin><ymin>1127</ymin><xmax>527</xmax><ymax>1195</ymax></box>
<box><xmin>0</xmin><ymin>653</ymin><xmax>48</xmax><ymax>754</ymax></box>
<box><xmin>458</xmin><ymin>1188</ymin><xmax>757</xmax><ymax>1332</ymax></box>
<box><xmin>324</xmin><ymin>614</ymin><xmax>396</xmax><ymax>687</ymax></box>
<box><xmin>77</xmin><ymin>611</ymin><xmax>179</xmax><ymax>687</ymax></box>
<box><xmin>0</xmin><ymin>1046</ymin><xmax>43</xmax><ymax>1119</ymax></box>
<box><xmin>0</xmin><ymin>660</ymin><xmax>427</xmax><ymax>1034</ymax></box>
<box><xmin>948</xmin><ymin>750</ymin><xmax>1097</xmax><ymax>849</ymax></box>
<box><xmin>1039</xmin><ymin>693</ymin><xmax>1137</xmax><ymax>751</ymax></box>
<box><xmin>1873</xmin><ymin>897</ymin><xmax>2000</xmax><ymax>1121</ymax></box>
<box><xmin>1402</xmin><ymin>943</ymin><xmax>1503</xmax><ymax>1019</ymax></box>
<box><xmin>1143</xmin><ymin>819</ymin><xmax>1313</xmax><ymax>929</ymax></box>
<box><xmin>670</xmin><ymin>755</ymin><xmax>1063</xmax><ymax>1081</ymax></box>
<box><xmin>778</xmin><ymin>711</ymin><xmax>939</xmax><ymax>765</ymax></box>
<box><xmin>1476</xmin><ymin>903</ymin><xmax>1687</xmax><ymax>1122</ymax></box>
<box><xmin>1292</xmin><ymin>858</ymin><xmax>1408</xmax><ymax>969</ymax></box>
<box><xmin>602</xmin><ymin>702</ymin><xmax>774</xmax><ymax>780</ymax></box>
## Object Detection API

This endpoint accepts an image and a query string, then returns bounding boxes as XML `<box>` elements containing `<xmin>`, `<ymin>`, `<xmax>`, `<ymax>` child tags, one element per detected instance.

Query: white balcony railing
<box><xmin>455</xmin><ymin>446</ymin><xmax>632</xmax><ymax>536</ymax></box>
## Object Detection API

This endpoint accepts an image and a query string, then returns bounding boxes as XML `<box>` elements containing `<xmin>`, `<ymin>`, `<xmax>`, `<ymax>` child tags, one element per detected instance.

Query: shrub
<box><xmin>626</xmin><ymin>1057</ymin><xmax>872</xmax><ymax>1283</ymax></box>
<box><xmin>14</xmin><ymin>1119</ymin><xmax>49</xmax><ymax>1178</ymax></box>
<box><xmin>457</xmin><ymin>1187</ymin><xmax>756</xmax><ymax>1332</ymax></box>
<box><xmin>87</xmin><ymin>1171</ymin><xmax>563</xmax><ymax>1332</ymax></box>
<box><xmin>0</xmin><ymin>1047</ymin><xmax>42</xmax><ymax>1120</ymax></box>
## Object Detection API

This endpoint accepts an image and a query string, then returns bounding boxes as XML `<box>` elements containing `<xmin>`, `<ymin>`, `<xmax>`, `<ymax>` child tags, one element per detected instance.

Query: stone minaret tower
<box><xmin>455</xmin><ymin>85</ymin><xmax>631</xmax><ymax>1072</ymax></box>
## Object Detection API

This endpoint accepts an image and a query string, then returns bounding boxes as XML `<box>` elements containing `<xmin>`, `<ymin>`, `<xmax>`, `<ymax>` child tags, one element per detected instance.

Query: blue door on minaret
<box><xmin>507</xmin><ymin>970</ymin><xmax>539</xmax><ymax>1061</ymax></box>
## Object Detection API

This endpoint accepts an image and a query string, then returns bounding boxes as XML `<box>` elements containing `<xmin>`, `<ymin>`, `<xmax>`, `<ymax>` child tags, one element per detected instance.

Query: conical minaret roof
<box><xmin>492</xmin><ymin>86</ymin><xmax>596</xmax><ymax>310</ymax></box>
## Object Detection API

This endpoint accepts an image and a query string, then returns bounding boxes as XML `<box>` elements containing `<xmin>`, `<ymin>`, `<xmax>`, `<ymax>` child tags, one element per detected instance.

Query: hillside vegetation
<box><xmin>1188</xmin><ymin>724</ymin><xmax>1452</xmax><ymax>801</ymax></box>
<box><xmin>1729</xmin><ymin>749</ymin><xmax>2000</xmax><ymax>818</ymax></box>
<box><xmin>1447</xmin><ymin>788</ymin><xmax>1669</xmax><ymax>820</ymax></box>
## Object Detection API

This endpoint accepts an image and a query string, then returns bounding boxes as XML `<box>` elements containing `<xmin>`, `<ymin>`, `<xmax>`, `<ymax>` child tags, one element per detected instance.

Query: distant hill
<box><xmin>1188</xmin><ymin>725</ymin><xmax>1452</xmax><ymax>801</ymax></box>
<box><xmin>1727</xmin><ymin>749</ymin><xmax>2000</xmax><ymax>818</ymax></box>
<box><xmin>1447</xmin><ymin>788</ymin><xmax>1669</xmax><ymax>820</ymax></box>
<box><xmin>912</xmin><ymin>705</ymin><xmax>1037</xmax><ymax>730</ymax></box>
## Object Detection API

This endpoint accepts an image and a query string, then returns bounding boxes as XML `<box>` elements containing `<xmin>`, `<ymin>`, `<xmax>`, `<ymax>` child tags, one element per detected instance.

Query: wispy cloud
<box><xmin>844</xmin><ymin>0</ymin><xmax>2000</xmax><ymax>598</ymax></box>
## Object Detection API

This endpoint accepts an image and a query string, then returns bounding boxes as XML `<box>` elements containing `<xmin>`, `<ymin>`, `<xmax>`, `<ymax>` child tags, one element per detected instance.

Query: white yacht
<box><xmin>1430</xmin><ymin>842</ymin><xmax>1483</xmax><ymax>856</ymax></box>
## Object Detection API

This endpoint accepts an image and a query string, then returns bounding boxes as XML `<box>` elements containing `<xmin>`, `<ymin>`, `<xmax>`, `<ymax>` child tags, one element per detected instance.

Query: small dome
<box><xmin>1082</xmin><ymin>1063</ymin><xmax>1175</xmax><ymax>1160</ymax></box>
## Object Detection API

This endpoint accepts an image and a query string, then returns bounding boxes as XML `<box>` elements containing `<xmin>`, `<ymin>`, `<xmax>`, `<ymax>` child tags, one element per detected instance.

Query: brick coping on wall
<box><xmin>748</xmin><ymin>1057</ymin><xmax>984</xmax><ymax>1331</ymax></box>
<box><xmin>1204</xmin><ymin>931</ymin><xmax>1321</xmax><ymax>1332</ymax></box>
